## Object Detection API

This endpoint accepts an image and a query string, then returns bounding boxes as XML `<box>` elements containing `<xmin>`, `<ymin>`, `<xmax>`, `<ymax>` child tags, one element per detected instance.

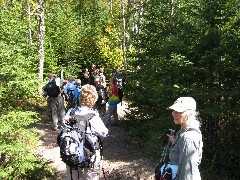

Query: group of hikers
<box><xmin>43</xmin><ymin>65</ymin><xmax>203</xmax><ymax>180</ymax></box>
<box><xmin>43</xmin><ymin>65</ymin><xmax>124</xmax><ymax>179</ymax></box>
<box><xmin>43</xmin><ymin>65</ymin><xmax>124</xmax><ymax>131</ymax></box>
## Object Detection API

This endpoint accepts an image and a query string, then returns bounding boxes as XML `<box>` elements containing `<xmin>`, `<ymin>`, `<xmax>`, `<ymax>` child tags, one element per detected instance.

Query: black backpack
<box><xmin>44</xmin><ymin>79</ymin><xmax>60</xmax><ymax>97</ymax></box>
<box><xmin>57</xmin><ymin>109</ymin><xmax>102</xmax><ymax>169</ymax></box>
<box><xmin>96</xmin><ymin>85</ymin><xmax>108</xmax><ymax>105</ymax></box>
<box><xmin>118</xmin><ymin>88</ymin><xmax>123</xmax><ymax>103</ymax></box>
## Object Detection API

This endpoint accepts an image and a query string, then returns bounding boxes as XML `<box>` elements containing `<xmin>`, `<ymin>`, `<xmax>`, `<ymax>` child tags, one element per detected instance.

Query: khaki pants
<box><xmin>47</xmin><ymin>95</ymin><xmax>65</xmax><ymax>129</ymax></box>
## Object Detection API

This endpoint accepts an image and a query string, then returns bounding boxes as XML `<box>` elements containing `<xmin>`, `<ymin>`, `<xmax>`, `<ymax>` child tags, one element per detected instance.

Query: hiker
<box><xmin>64</xmin><ymin>84</ymin><xmax>109</xmax><ymax>180</ymax></box>
<box><xmin>73</xmin><ymin>79</ymin><xmax>82</xmax><ymax>107</ymax></box>
<box><xmin>167</xmin><ymin>97</ymin><xmax>203</xmax><ymax>180</ymax></box>
<box><xmin>91</xmin><ymin>64</ymin><xmax>98</xmax><ymax>77</ymax></box>
<box><xmin>80</xmin><ymin>70</ymin><xmax>90</xmax><ymax>86</ymax></box>
<box><xmin>61</xmin><ymin>80</ymin><xmax>68</xmax><ymax>99</ymax></box>
<box><xmin>89</xmin><ymin>64</ymin><xmax>98</xmax><ymax>85</ymax></box>
<box><xmin>112</xmin><ymin>65</ymin><xmax>123</xmax><ymax>103</ymax></box>
<box><xmin>98</xmin><ymin>68</ymin><xmax>106</xmax><ymax>88</ymax></box>
<box><xmin>43</xmin><ymin>73</ymin><xmax>65</xmax><ymax>131</ymax></box>
<box><xmin>64</xmin><ymin>75</ymin><xmax>76</xmax><ymax>110</ymax></box>
<box><xmin>103</xmin><ymin>77</ymin><xmax>120</xmax><ymax>126</ymax></box>
<box><xmin>93</xmin><ymin>77</ymin><xmax>107</xmax><ymax>120</ymax></box>
<box><xmin>112</xmin><ymin>65</ymin><xmax>121</xmax><ymax>78</ymax></box>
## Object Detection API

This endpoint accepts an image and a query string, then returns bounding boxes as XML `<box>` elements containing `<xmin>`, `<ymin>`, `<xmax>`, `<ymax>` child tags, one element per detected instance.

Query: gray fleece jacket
<box><xmin>169</xmin><ymin>119</ymin><xmax>203</xmax><ymax>180</ymax></box>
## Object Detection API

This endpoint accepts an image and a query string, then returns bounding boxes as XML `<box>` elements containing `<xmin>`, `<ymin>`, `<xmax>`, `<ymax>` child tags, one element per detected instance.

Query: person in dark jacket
<box><xmin>93</xmin><ymin>77</ymin><xmax>107</xmax><ymax>120</ymax></box>
<box><xmin>80</xmin><ymin>70</ymin><xmax>91</xmax><ymax>86</ymax></box>
<box><xmin>43</xmin><ymin>73</ymin><xmax>65</xmax><ymax>131</ymax></box>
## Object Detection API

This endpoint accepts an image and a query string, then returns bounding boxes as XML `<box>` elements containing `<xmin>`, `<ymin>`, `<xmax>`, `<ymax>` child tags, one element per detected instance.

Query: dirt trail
<box><xmin>36</xmin><ymin>101</ymin><xmax>157</xmax><ymax>179</ymax></box>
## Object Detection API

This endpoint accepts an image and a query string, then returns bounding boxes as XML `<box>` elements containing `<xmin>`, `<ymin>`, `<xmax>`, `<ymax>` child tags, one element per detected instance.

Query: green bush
<box><xmin>0</xmin><ymin>5</ymin><xmax>58</xmax><ymax>179</ymax></box>
<box><xmin>0</xmin><ymin>110</ymin><xmax>56</xmax><ymax>179</ymax></box>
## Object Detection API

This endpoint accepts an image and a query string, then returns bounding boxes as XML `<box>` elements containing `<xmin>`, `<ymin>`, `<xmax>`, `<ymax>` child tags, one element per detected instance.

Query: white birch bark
<box><xmin>27</xmin><ymin>0</ymin><xmax>32</xmax><ymax>44</ymax></box>
<box><xmin>170</xmin><ymin>0</ymin><xmax>174</xmax><ymax>26</ymax></box>
<box><xmin>38</xmin><ymin>0</ymin><xmax>45</xmax><ymax>81</ymax></box>
<box><xmin>38</xmin><ymin>0</ymin><xmax>45</xmax><ymax>96</ymax></box>
<box><xmin>121</xmin><ymin>0</ymin><xmax>127</xmax><ymax>71</ymax></box>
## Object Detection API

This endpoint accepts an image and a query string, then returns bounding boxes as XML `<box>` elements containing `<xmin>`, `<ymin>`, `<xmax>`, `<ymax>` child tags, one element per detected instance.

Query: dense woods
<box><xmin>0</xmin><ymin>0</ymin><xmax>239</xmax><ymax>179</ymax></box>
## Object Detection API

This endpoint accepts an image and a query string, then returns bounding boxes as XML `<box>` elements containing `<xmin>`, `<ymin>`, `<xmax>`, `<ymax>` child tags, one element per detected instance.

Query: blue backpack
<box><xmin>57</xmin><ymin>109</ymin><xmax>102</xmax><ymax>169</ymax></box>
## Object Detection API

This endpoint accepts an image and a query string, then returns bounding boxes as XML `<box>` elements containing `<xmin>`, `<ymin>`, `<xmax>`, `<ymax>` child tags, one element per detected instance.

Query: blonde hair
<box><xmin>80</xmin><ymin>84</ymin><xmax>98</xmax><ymax>108</ymax></box>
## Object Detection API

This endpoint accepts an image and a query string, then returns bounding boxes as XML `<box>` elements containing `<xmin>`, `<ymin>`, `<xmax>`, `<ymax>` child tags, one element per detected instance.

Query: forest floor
<box><xmin>35</xmin><ymin>101</ymin><xmax>158</xmax><ymax>180</ymax></box>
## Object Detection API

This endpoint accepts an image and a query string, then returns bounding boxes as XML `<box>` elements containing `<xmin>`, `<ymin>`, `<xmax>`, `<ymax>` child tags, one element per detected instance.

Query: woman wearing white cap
<box><xmin>167</xmin><ymin>97</ymin><xmax>203</xmax><ymax>180</ymax></box>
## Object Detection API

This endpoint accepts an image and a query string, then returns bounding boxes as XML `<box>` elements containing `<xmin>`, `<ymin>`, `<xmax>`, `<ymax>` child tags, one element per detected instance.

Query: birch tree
<box><xmin>121</xmin><ymin>0</ymin><xmax>127</xmax><ymax>70</ymax></box>
<box><xmin>38</xmin><ymin>0</ymin><xmax>44</xmax><ymax>81</ymax></box>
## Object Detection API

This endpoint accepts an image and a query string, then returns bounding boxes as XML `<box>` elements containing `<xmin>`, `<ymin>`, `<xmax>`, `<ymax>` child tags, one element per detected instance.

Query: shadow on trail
<box><xmin>102</xmin><ymin>126</ymin><xmax>142</xmax><ymax>161</ymax></box>
<box><xmin>101</xmin><ymin>123</ymin><xmax>157</xmax><ymax>180</ymax></box>
<box><xmin>34</xmin><ymin>105</ymin><xmax>59</xmax><ymax>148</ymax></box>
<box><xmin>32</xmin><ymin>105</ymin><xmax>66</xmax><ymax>180</ymax></box>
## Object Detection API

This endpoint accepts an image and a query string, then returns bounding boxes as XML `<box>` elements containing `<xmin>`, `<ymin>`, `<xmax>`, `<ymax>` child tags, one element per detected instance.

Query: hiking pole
<box><xmin>160</xmin><ymin>129</ymin><xmax>175</xmax><ymax>163</ymax></box>
<box><xmin>102</xmin><ymin>167</ymin><xmax>107</xmax><ymax>180</ymax></box>
<box><xmin>70</xmin><ymin>167</ymin><xmax>73</xmax><ymax>180</ymax></box>
<box><xmin>155</xmin><ymin>129</ymin><xmax>175</xmax><ymax>180</ymax></box>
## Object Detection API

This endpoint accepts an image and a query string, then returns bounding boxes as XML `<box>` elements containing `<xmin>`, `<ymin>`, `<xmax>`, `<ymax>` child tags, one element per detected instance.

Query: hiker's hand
<box><xmin>167</xmin><ymin>134</ymin><xmax>175</xmax><ymax>143</ymax></box>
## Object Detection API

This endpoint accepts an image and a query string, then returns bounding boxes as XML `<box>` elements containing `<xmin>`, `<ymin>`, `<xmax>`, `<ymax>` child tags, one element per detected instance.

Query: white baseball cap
<box><xmin>168</xmin><ymin>97</ymin><xmax>196</xmax><ymax>112</ymax></box>
<box><xmin>75</xmin><ymin>79</ymin><xmax>81</xmax><ymax>84</ymax></box>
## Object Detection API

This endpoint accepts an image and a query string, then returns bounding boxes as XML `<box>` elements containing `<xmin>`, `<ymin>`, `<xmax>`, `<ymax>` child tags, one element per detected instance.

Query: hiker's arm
<box><xmin>90</xmin><ymin>116</ymin><xmax>108</xmax><ymax>137</ymax></box>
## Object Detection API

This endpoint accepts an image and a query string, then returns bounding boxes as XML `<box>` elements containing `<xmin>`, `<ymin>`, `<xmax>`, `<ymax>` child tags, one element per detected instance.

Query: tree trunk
<box><xmin>169</xmin><ymin>0</ymin><xmax>174</xmax><ymax>27</ymax></box>
<box><xmin>138</xmin><ymin>0</ymin><xmax>144</xmax><ymax>35</ymax></box>
<box><xmin>38</xmin><ymin>0</ymin><xmax>44</xmax><ymax>81</ymax></box>
<box><xmin>121</xmin><ymin>0</ymin><xmax>127</xmax><ymax>71</ymax></box>
<box><xmin>27</xmin><ymin>0</ymin><xmax>32</xmax><ymax>44</ymax></box>
<box><xmin>38</xmin><ymin>0</ymin><xmax>45</xmax><ymax>95</ymax></box>
<box><xmin>109</xmin><ymin>0</ymin><xmax>112</xmax><ymax>12</ymax></box>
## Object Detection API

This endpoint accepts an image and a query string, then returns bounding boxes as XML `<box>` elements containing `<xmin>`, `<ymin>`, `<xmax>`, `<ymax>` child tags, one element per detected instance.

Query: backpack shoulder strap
<box><xmin>71</xmin><ymin>113</ymin><xmax>95</xmax><ymax>131</ymax></box>
<box><xmin>73</xmin><ymin>113</ymin><xmax>95</xmax><ymax>123</ymax></box>
<box><xmin>69</xmin><ymin>107</ymin><xmax>77</xmax><ymax>116</ymax></box>
<box><xmin>186</xmin><ymin>128</ymin><xmax>200</xmax><ymax>133</ymax></box>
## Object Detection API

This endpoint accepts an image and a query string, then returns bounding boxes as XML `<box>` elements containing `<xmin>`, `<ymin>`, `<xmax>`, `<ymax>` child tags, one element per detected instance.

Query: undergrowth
<box><xmin>0</xmin><ymin>98</ymin><xmax>60</xmax><ymax>180</ymax></box>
